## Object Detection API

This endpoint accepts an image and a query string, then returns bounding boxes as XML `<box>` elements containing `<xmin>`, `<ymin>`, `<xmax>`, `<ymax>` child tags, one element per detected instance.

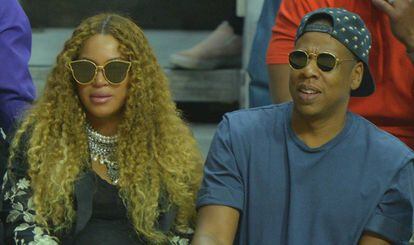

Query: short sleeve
<box><xmin>364</xmin><ymin>161</ymin><xmax>414</xmax><ymax>243</ymax></box>
<box><xmin>196</xmin><ymin>117</ymin><xmax>244</xmax><ymax>212</ymax></box>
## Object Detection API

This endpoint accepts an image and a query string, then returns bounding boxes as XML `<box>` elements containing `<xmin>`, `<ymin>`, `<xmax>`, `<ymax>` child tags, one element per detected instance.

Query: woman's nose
<box><xmin>92</xmin><ymin>67</ymin><xmax>108</xmax><ymax>86</ymax></box>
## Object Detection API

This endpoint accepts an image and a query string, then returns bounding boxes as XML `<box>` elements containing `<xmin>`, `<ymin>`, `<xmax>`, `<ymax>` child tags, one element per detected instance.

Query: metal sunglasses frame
<box><xmin>68</xmin><ymin>59</ymin><xmax>132</xmax><ymax>85</ymax></box>
<box><xmin>289</xmin><ymin>50</ymin><xmax>355</xmax><ymax>72</ymax></box>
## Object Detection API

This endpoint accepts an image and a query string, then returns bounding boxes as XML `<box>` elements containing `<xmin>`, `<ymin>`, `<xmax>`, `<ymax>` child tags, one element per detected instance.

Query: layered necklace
<box><xmin>86</xmin><ymin>124</ymin><xmax>119</xmax><ymax>184</ymax></box>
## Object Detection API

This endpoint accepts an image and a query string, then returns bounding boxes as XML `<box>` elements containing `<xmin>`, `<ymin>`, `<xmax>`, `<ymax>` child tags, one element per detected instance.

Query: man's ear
<box><xmin>350</xmin><ymin>61</ymin><xmax>364</xmax><ymax>91</ymax></box>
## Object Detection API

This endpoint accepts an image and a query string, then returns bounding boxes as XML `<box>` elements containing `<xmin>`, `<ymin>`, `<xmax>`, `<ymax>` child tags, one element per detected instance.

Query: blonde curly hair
<box><xmin>9</xmin><ymin>13</ymin><xmax>203</xmax><ymax>243</ymax></box>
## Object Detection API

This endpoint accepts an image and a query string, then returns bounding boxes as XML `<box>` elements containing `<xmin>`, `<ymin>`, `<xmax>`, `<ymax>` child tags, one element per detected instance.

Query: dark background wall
<box><xmin>21</xmin><ymin>0</ymin><xmax>235</xmax><ymax>29</ymax></box>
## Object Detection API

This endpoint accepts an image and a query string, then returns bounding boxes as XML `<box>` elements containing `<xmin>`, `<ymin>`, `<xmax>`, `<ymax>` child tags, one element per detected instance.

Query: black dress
<box><xmin>74</xmin><ymin>173</ymin><xmax>144</xmax><ymax>244</ymax></box>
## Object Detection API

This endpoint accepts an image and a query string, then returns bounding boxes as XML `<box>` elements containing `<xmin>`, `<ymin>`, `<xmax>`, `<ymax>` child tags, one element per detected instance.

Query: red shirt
<box><xmin>267</xmin><ymin>0</ymin><xmax>414</xmax><ymax>149</ymax></box>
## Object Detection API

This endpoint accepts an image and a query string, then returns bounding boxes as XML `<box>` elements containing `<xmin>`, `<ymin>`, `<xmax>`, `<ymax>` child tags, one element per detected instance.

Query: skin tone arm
<box><xmin>193</xmin><ymin>207</ymin><xmax>393</xmax><ymax>244</ymax></box>
<box><xmin>192</xmin><ymin>205</ymin><xmax>240</xmax><ymax>245</ymax></box>
<box><xmin>268</xmin><ymin>64</ymin><xmax>292</xmax><ymax>103</ymax></box>
<box><xmin>359</xmin><ymin>232</ymin><xmax>391</xmax><ymax>245</ymax></box>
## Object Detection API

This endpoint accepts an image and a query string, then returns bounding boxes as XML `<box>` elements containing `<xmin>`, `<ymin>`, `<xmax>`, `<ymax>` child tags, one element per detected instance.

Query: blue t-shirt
<box><xmin>197</xmin><ymin>103</ymin><xmax>414</xmax><ymax>244</ymax></box>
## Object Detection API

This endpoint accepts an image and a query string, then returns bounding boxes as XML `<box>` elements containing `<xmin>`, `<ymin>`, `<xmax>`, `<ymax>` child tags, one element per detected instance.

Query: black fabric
<box><xmin>0</xmin><ymin>134</ymin><xmax>8</xmax><ymax>196</ymax></box>
<box><xmin>1</xmin><ymin>128</ymin><xmax>33</xmax><ymax>245</ymax></box>
<box><xmin>227</xmin><ymin>15</ymin><xmax>244</xmax><ymax>36</ymax></box>
<box><xmin>74</xmin><ymin>219</ymin><xmax>143</xmax><ymax>245</ymax></box>
<box><xmin>0</xmin><ymin>135</ymin><xmax>7</xmax><ymax>245</ymax></box>
<box><xmin>91</xmin><ymin>173</ymin><xmax>128</xmax><ymax>220</ymax></box>
<box><xmin>224</xmin><ymin>0</ymin><xmax>244</xmax><ymax>36</ymax></box>
<box><xmin>73</xmin><ymin>171</ymin><xmax>94</xmax><ymax>236</ymax></box>
<box><xmin>73</xmin><ymin>173</ymin><xmax>142</xmax><ymax>244</ymax></box>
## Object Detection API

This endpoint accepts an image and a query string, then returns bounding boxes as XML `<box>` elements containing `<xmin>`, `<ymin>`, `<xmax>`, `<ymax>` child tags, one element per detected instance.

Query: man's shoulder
<box><xmin>224</xmin><ymin>103</ymin><xmax>289</xmax><ymax>124</ymax></box>
<box><xmin>351</xmin><ymin>113</ymin><xmax>414</xmax><ymax>157</ymax></box>
<box><xmin>220</xmin><ymin>103</ymin><xmax>289</xmax><ymax>137</ymax></box>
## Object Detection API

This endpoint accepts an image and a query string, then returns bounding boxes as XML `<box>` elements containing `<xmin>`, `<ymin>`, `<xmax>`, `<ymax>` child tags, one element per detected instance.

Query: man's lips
<box><xmin>296</xmin><ymin>85</ymin><xmax>321</xmax><ymax>102</ymax></box>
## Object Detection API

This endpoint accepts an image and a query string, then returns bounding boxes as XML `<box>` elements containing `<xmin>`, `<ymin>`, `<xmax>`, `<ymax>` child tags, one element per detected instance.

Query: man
<box><xmin>267</xmin><ymin>0</ymin><xmax>414</xmax><ymax>149</ymax></box>
<box><xmin>193</xmin><ymin>8</ymin><xmax>414</xmax><ymax>244</ymax></box>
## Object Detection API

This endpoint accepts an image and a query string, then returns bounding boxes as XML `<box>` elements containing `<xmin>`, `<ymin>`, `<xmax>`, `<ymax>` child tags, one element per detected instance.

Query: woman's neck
<box><xmin>86</xmin><ymin>116</ymin><xmax>120</xmax><ymax>136</ymax></box>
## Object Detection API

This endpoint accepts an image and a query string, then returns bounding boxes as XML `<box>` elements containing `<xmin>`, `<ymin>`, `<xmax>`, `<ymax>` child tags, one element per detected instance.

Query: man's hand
<box><xmin>372</xmin><ymin>0</ymin><xmax>414</xmax><ymax>52</ymax></box>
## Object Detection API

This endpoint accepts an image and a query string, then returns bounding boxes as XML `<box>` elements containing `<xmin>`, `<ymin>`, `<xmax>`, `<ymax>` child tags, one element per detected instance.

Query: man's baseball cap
<box><xmin>295</xmin><ymin>8</ymin><xmax>375</xmax><ymax>97</ymax></box>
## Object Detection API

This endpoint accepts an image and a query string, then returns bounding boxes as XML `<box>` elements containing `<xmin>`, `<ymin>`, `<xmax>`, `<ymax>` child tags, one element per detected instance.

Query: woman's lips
<box><xmin>90</xmin><ymin>94</ymin><xmax>112</xmax><ymax>104</ymax></box>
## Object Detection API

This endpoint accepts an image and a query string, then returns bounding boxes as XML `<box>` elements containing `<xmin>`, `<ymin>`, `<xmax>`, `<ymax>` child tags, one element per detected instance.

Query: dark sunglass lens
<box><xmin>104</xmin><ymin>61</ymin><xmax>130</xmax><ymax>84</ymax></box>
<box><xmin>289</xmin><ymin>51</ymin><xmax>308</xmax><ymax>69</ymax></box>
<box><xmin>317</xmin><ymin>53</ymin><xmax>337</xmax><ymax>72</ymax></box>
<box><xmin>70</xmin><ymin>61</ymin><xmax>96</xmax><ymax>83</ymax></box>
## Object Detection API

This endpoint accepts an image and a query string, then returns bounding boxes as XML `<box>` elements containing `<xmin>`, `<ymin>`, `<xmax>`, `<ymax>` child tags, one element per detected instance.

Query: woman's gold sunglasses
<box><xmin>68</xmin><ymin>59</ymin><xmax>131</xmax><ymax>85</ymax></box>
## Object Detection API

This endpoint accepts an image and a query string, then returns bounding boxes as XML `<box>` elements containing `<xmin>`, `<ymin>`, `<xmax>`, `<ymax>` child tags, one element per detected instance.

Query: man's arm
<box><xmin>268</xmin><ymin>64</ymin><xmax>291</xmax><ymax>103</ymax></box>
<box><xmin>192</xmin><ymin>205</ymin><xmax>240</xmax><ymax>245</ymax></box>
<box><xmin>359</xmin><ymin>233</ymin><xmax>391</xmax><ymax>245</ymax></box>
<box><xmin>194</xmin><ymin>117</ymin><xmax>244</xmax><ymax>244</ymax></box>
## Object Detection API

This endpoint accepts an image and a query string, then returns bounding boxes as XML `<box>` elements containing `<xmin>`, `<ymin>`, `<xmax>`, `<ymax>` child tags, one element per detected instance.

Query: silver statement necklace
<box><xmin>86</xmin><ymin>124</ymin><xmax>119</xmax><ymax>184</ymax></box>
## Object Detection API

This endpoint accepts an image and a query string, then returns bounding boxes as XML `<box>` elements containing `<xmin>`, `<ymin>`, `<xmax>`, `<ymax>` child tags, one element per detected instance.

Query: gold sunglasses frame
<box><xmin>289</xmin><ymin>50</ymin><xmax>355</xmax><ymax>72</ymax></box>
<box><xmin>67</xmin><ymin>59</ymin><xmax>132</xmax><ymax>85</ymax></box>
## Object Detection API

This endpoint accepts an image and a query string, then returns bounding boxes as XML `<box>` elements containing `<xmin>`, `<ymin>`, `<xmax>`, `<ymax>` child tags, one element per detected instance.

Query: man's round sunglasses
<box><xmin>68</xmin><ymin>59</ymin><xmax>132</xmax><ymax>85</ymax></box>
<box><xmin>289</xmin><ymin>50</ymin><xmax>355</xmax><ymax>72</ymax></box>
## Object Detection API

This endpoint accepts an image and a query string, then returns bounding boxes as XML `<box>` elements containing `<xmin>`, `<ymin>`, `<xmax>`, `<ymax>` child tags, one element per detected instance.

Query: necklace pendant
<box><xmin>86</xmin><ymin>123</ymin><xmax>120</xmax><ymax>185</ymax></box>
<box><xmin>107</xmin><ymin>166</ymin><xmax>120</xmax><ymax>185</ymax></box>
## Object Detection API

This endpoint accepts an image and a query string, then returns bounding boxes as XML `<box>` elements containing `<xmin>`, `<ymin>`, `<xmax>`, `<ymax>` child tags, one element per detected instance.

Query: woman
<box><xmin>2</xmin><ymin>13</ymin><xmax>202</xmax><ymax>244</ymax></box>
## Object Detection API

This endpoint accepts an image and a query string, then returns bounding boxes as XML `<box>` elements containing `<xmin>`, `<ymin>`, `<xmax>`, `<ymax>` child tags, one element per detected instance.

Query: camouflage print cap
<box><xmin>295</xmin><ymin>8</ymin><xmax>375</xmax><ymax>97</ymax></box>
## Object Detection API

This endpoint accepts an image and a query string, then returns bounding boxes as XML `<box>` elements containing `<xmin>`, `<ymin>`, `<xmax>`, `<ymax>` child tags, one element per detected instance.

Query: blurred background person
<box><xmin>0</xmin><ymin>2</ymin><xmax>36</xmax><ymax>239</ymax></box>
<box><xmin>169</xmin><ymin>15</ymin><xmax>243</xmax><ymax>70</ymax></box>
<box><xmin>0</xmin><ymin>0</ymin><xmax>36</xmax><ymax>137</ymax></box>
<box><xmin>247</xmin><ymin>0</ymin><xmax>282</xmax><ymax>107</ymax></box>
<box><xmin>168</xmin><ymin>0</ymin><xmax>243</xmax><ymax>70</ymax></box>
